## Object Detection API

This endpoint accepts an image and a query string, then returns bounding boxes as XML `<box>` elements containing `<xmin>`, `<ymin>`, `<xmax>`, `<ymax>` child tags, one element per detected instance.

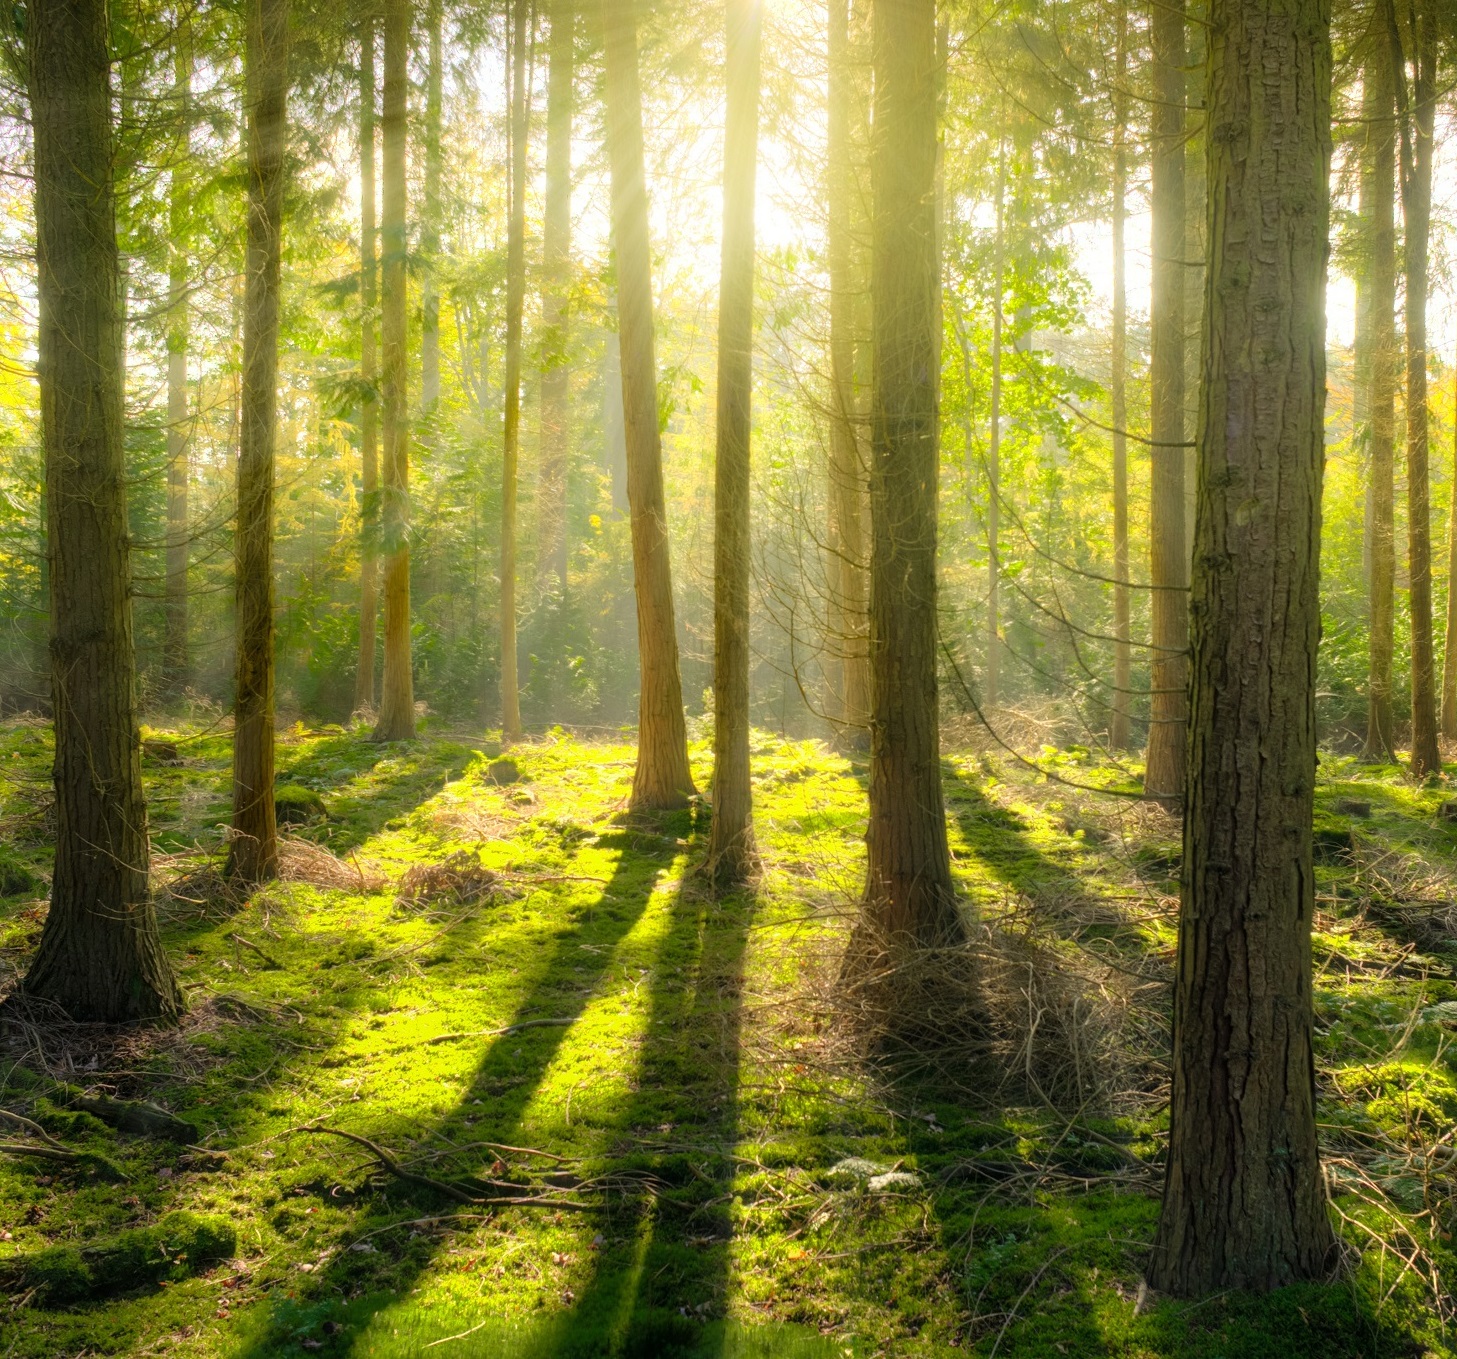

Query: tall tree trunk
<box><xmin>1149</xmin><ymin>0</ymin><xmax>1335</xmax><ymax>1294</ymax></box>
<box><xmin>228</xmin><ymin>0</ymin><xmax>289</xmax><ymax>885</ymax></box>
<box><xmin>163</xmin><ymin>22</ymin><xmax>192</xmax><ymax>698</ymax></box>
<box><xmin>1109</xmin><ymin>4</ymin><xmax>1131</xmax><ymax>752</ymax></box>
<box><xmin>705</xmin><ymin>0</ymin><xmax>761</xmax><ymax>885</ymax></box>
<box><xmin>373</xmin><ymin>0</ymin><xmax>416</xmax><ymax>742</ymax></box>
<box><xmin>826</xmin><ymin>0</ymin><xmax>869</xmax><ymax>746</ymax></box>
<box><xmin>1184</xmin><ymin>0</ymin><xmax>1206</xmax><ymax>564</ymax></box>
<box><xmin>356</xmin><ymin>14</ymin><xmax>379</xmax><ymax>715</ymax></box>
<box><xmin>19</xmin><ymin>0</ymin><xmax>182</xmax><ymax>1023</ymax></box>
<box><xmin>1443</xmin><ymin>379</ymin><xmax>1457</xmax><ymax>739</ymax></box>
<box><xmin>420</xmin><ymin>0</ymin><xmax>442</xmax><ymax>421</ymax></box>
<box><xmin>1143</xmin><ymin>0</ymin><xmax>1189</xmax><ymax>802</ymax></box>
<box><xmin>500</xmin><ymin>0</ymin><xmax>527</xmax><ymax>742</ymax></box>
<box><xmin>1362</xmin><ymin>28</ymin><xmax>1398</xmax><ymax>761</ymax></box>
<box><xmin>600</xmin><ymin>0</ymin><xmax>696</xmax><ymax>808</ymax></box>
<box><xmin>1388</xmin><ymin>0</ymin><xmax>1438</xmax><ymax>774</ymax></box>
<box><xmin>986</xmin><ymin>131</ymin><xmax>1005</xmax><ymax>711</ymax></box>
<box><xmin>537</xmin><ymin>0</ymin><xmax>574</xmax><ymax>594</ymax></box>
<box><xmin>850</xmin><ymin>0</ymin><xmax>961</xmax><ymax>953</ymax></box>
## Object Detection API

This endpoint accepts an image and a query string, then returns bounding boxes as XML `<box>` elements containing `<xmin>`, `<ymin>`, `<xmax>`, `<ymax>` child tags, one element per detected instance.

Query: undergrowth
<box><xmin>0</xmin><ymin>720</ymin><xmax>1451</xmax><ymax>1356</ymax></box>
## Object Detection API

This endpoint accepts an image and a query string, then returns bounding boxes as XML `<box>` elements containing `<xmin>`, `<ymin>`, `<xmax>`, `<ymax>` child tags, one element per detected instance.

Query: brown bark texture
<box><xmin>21</xmin><ymin>0</ymin><xmax>182</xmax><ymax>1022</ymax></box>
<box><xmin>355</xmin><ymin>14</ymin><xmax>379</xmax><ymax>715</ymax></box>
<box><xmin>1143</xmin><ymin>0</ymin><xmax>1189</xmax><ymax>802</ymax></box>
<box><xmin>228</xmin><ymin>0</ymin><xmax>289</xmax><ymax>886</ymax></box>
<box><xmin>852</xmin><ymin>0</ymin><xmax>960</xmax><ymax>950</ymax></box>
<box><xmin>705</xmin><ymin>0</ymin><xmax>762</xmax><ymax>885</ymax></box>
<box><xmin>600</xmin><ymin>0</ymin><xmax>696</xmax><ymax>808</ymax></box>
<box><xmin>1149</xmin><ymin>0</ymin><xmax>1336</xmax><ymax>1294</ymax></box>
<box><xmin>373</xmin><ymin>0</ymin><xmax>416</xmax><ymax>742</ymax></box>
<box><xmin>500</xmin><ymin>0</ymin><xmax>528</xmax><ymax>742</ymax></box>
<box><xmin>163</xmin><ymin>24</ymin><xmax>192</xmax><ymax>696</ymax></box>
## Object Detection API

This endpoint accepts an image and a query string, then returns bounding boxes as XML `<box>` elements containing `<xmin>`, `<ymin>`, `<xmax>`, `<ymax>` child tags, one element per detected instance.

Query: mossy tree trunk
<box><xmin>600</xmin><ymin>0</ymin><xmax>696</xmax><ymax>809</ymax></box>
<box><xmin>21</xmin><ymin>0</ymin><xmax>182</xmax><ymax>1022</ymax></box>
<box><xmin>705</xmin><ymin>0</ymin><xmax>762</xmax><ymax>885</ymax></box>
<box><xmin>228</xmin><ymin>0</ymin><xmax>289</xmax><ymax>886</ymax></box>
<box><xmin>355</xmin><ymin>12</ymin><xmax>379</xmax><ymax>715</ymax></box>
<box><xmin>1149</xmin><ymin>0</ymin><xmax>1335</xmax><ymax>1294</ymax></box>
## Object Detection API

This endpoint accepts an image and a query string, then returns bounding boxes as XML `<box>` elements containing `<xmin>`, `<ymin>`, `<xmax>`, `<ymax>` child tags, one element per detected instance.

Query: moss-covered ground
<box><xmin>0</xmin><ymin>720</ymin><xmax>1453</xmax><ymax>1356</ymax></box>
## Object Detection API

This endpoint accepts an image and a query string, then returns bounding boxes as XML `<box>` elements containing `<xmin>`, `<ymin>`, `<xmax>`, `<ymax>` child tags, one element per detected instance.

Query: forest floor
<box><xmin>0</xmin><ymin>718</ymin><xmax>1454</xmax><ymax>1357</ymax></box>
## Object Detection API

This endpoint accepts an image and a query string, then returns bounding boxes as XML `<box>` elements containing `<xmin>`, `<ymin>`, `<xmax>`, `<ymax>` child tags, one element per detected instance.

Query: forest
<box><xmin>0</xmin><ymin>0</ymin><xmax>1454</xmax><ymax>1353</ymax></box>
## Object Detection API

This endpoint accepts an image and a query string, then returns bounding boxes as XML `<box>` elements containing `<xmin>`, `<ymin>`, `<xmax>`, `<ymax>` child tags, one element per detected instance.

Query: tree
<box><xmin>19</xmin><ymin>0</ymin><xmax>182</xmax><ymax>1021</ymax></box>
<box><xmin>825</xmin><ymin>0</ymin><xmax>869</xmax><ymax>742</ymax></box>
<box><xmin>851</xmin><ymin>0</ymin><xmax>961</xmax><ymax>951</ymax></box>
<box><xmin>1149</xmin><ymin>0</ymin><xmax>1335</xmax><ymax>1293</ymax></box>
<box><xmin>1360</xmin><ymin>24</ymin><xmax>1398</xmax><ymax>762</ymax></box>
<box><xmin>500</xmin><ymin>0</ymin><xmax>527</xmax><ymax>743</ymax></box>
<box><xmin>355</xmin><ymin>13</ymin><xmax>380</xmax><ymax>715</ymax></box>
<box><xmin>985</xmin><ymin>131</ymin><xmax>1006</xmax><ymax>713</ymax></box>
<box><xmin>600</xmin><ymin>0</ymin><xmax>696</xmax><ymax>808</ymax></box>
<box><xmin>705</xmin><ymin>0</ymin><xmax>762</xmax><ymax>884</ymax></box>
<box><xmin>1109</xmin><ymin>0</ymin><xmax>1131</xmax><ymax>751</ymax></box>
<box><xmin>420</xmin><ymin>0</ymin><xmax>443</xmax><ymax>421</ymax></box>
<box><xmin>1143</xmin><ymin>0</ymin><xmax>1189</xmax><ymax>802</ymax></box>
<box><xmin>1388</xmin><ymin>0</ymin><xmax>1438</xmax><ymax>775</ymax></box>
<box><xmin>228</xmin><ymin>0</ymin><xmax>290</xmax><ymax>885</ymax></box>
<box><xmin>373</xmin><ymin>0</ymin><xmax>416</xmax><ymax>742</ymax></box>
<box><xmin>537</xmin><ymin>0</ymin><xmax>575</xmax><ymax>593</ymax></box>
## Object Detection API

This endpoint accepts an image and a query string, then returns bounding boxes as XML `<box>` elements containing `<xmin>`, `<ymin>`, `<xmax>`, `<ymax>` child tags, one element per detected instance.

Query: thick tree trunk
<box><xmin>228</xmin><ymin>0</ymin><xmax>289</xmax><ymax>886</ymax></box>
<box><xmin>500</xmin><ymin>0</ymin><xmax>528</xmax><ymax>742</ymax></box>
<box><xmin>850</xmin><ymin>0</ymin><xmax>960</xmax><ymax>952</ymax></box>
<box><xmin>1149</xmin><ymin>0</ymin><xmax>1335</xmax><ymax>1294</ymax></box>
<box><xmin>373</xmin><ymin>0</ymin><xmax>416</xmax><ymax>742</ymax></box>
<box><xmin>537</xmin><ymin>0</ymin><xmax>574</xmax><ymax>594</ymax></box>
<box><xmin>705</xmin><ymin>0</ymin><xmax>761</xmax><ymax>885</ymax></box>
<box><xmin>1388</xmin><ymin>0</ymin><xmax>1438</xmax><ymax>774</ymax></box>
<box><xmin>356</xmin><ymin>15</ymin><xmax>379</xmax><ymax>715</ymax></box>
<box><xmin>163</xmin><ymin>24</ymin><xmax>192</xmax><ymax>697</ymax></box>
<box><xmin>420</xmin><ymin>0</ymin><xmax>442</xmax><ymax>423</ymax></box>
<box><xmin>1361</xmin><ymin>30</ymin><xmax>1397</xmax><ymax>761</ymax></box>
<box><xmin>1143</xmin><ymin>0</ymin><xmax>1189</xmax><ymax>802</ymax></box>
<box><xmin>20</xmin><ymin>0</ymin><xmax>182</xmax><ymax>1023</ymax></box>
<box><xmin>826</xmin><ymin>0</ymin><xmax>870</xmax><ymax>746</ymax></box>
<box><xmin>1110</xmin><ymin>4</ymin><xmax>1131</xmax><ymax>752</ymax></box>
<box><xmin>600</xmin><ymin>0</ymin><xmax>696</xmax><ymax>808</ymax></box>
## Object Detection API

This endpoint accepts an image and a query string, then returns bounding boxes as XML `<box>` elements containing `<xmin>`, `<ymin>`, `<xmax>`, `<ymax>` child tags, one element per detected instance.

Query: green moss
<box><xmin>273</xmin><ymin>784</ymin><xmax>327</xmax><ymax>826</ymax></box>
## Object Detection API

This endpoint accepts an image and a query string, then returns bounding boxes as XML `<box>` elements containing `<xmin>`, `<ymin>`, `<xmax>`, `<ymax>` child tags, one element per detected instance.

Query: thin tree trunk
<box><xmin>228</xmin><ymin>0</ymin><xmax>289</xmax><ymax>885</ymax></box>
<box><xmin>986</xmin><ymin>131</ymin><xmax>1005</xmax><ymax>712</ymax></box>
<box><xmin>850</xmin><ymin>0</ymin><xmax>961</xmax><ymax>953</ymax></box>
<box><xmin>500</xmin><ymin>0</ymin><xmax>527</xmax><ymax>742</ymax></box>
<box><xmin>1362</xmin><ymin>28</ymin><xmax>1398</xmax><ymax>761</ymax></box>
<box><xmin>20</xmin><ymin>0</ymin><xmax>182</xmax><ymax>1023</ymax></box>
<box><xmin>1143</xmin><ymin>0</ymin><xmax>1189</xmax><ymax>802</ymax></box>
<box><xmin>600</xmin><ymin>0</ymin><xmax>696</xmax><ymax>808</ymax></box>
<box><xmin>1184</xmin><ymin>1</ymin><xmax>1206</xmax><ymax>565</ymax></box>
<box><xmin>1110</xmin><ymin>4</ymin><xmax>1131</xmax><ymax>752</ymax></box>
<box><xmin>1149</xmin><ymin>0</ymin><xmax>1335</xmax><ymax>1293</ymax></box>
<box><xmin>826</xmin><ymin>0</ymin><xmax>869</xmax><ymax>746</ymax></box>
<box><xmin>705</xmin><ymin>0</ymin><xmax>761</xmax><ymax>885</ymax></box>
<box><xmin>420</xmin><ymin>0</ymin><xmax>442</xmax><ymax>421</ymax></box>
<box><xmin>1388</xmin><ymin>0</ymin><xmax>1438</xmax><ymax>775</ymax></box>
<box><xmin>1444</xmin><ymin>376</ymin><xmax>1457</xmax><ymax>739</ymax></box>
<box><xmin>373</xmin><ymin>0</ymin><xmax>416</xmax><ymax>742</ymax></box>
<box><xmin>355</xmin><ymin>13</ymin><xmax>379</xmax><ymax>715</ymax></box>
<box><xmin>163</xmin><ymin>22</ymin><xmax>192</xmax><ymax>697</ymax></box>
<box><xmin>537</xmin><ymin>0</ymin><xmax>574</xmax><ymax>594</ymax></box>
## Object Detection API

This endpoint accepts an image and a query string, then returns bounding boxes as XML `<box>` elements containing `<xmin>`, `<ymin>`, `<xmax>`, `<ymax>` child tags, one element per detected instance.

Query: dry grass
<box><xmin>395</xmin><ymin>851</ymin><xmax>502</xmax><ymax>914</ymax></box>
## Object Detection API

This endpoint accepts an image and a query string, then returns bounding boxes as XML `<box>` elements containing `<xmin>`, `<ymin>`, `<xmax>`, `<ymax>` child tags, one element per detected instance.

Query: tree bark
<box><xmin>1361</xmin><ymin>27</ymin><xmax>1397</xmax><ymax>761</ymax></box>
<box><xmin>826</xmin><ymin>0</ymin><xmax>870</xmax><ymax>746</ymax></box>
<box><xmin>1143</xmin><ymin>0</ymin><xmax>1189</xmax><ymax>802</ymax></box>
<box><xmin>1387</xmin><ymin>0</ymin><xmax>1438</xmax><ymax>774</ymax></box>
<box><xmin>500</xmin><ymin>0</ymin><xmax>528</xmax><ymax>742</ymax></box>
<box><xmin>600</xmin><ymin>0</ymin><xmax>696</xmax><ymax>808</ymax></box>
<box><xmin>705</xmin><ymin>0</ymin><xmax>761</xmax><ymax>885</ymax></box>
<box><xmin>851</xmin><ymin>0</ymin><xmax>960</xmax><ymax>952</ymax></box>
<box><xmin>163</xmin><ymin>22</ymin><xmax>192</xmax><ymax>698</ymax></box>
<box><xmin>538</xmin><ymin>0</ymin><xmax>574</xmax><ymax>594</ymax></box>
<box><xmin>1110</xmin><ymin>4</ymin><xmax>1131</xmax><ymax>752</ymax></box>
<box><xmin>986</xmin><ymin>131</ymin><xmax>1005</xmax><ymax>712</ymax></box>
<box><xmin>19</xmin><ymin>0</ymin><xmax>182</xmax><ymax>1023</ymax></box>
<box><xmin>228</xmin><ymin>0</ymin><xmax>289</xmax><ymax>886</ymax></box>
<box><xmin>1443</xmin><ymin>380</ymin><xmax>1457</xmax><ymax>739</ymax></box>
<box><xmin>373</xmin><ymin>0</ymin><xmax>416</xmax><ymax>742</ymax></box>
<box><xmin>355</xmin><ymin>13</ymin><xmax>379</xmax><ymax>715</ymax></box>
<box><xmin>420</xmin><ymin>0</ymin><xmax>442</xmax><ymax>421</ymax></box>
<box><xmin>1149</xmin><ymin>0</ymin><xmax>1335</xmax><ymax>1294</ymax></box>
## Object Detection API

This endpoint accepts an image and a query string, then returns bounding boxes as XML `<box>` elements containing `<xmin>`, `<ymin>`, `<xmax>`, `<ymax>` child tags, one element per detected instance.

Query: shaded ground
<box><xmin>0</xmin><ymin>722</ymin><xmax>1452</xmax><ymax>1356</ymax></box>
